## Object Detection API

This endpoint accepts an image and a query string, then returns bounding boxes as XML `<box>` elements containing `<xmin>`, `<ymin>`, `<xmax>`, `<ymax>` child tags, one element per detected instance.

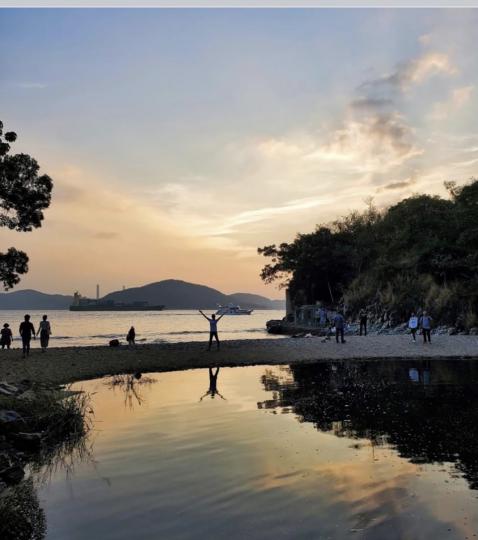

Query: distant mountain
<box><xmin>0</xmin><ymin>289</ymin><xmax>72</xmax><ymax>310</ymax></box>
<box><xmin>104</xmin><ymin>280</ymin><xmax>284</xmax><ymax>310</ymax></box>
<box><xmin>0</xmin><ymin>280</ymin><xmax>284</xmax><ymax>310</ymax></box>
<box><xmin>228</xmin><ymin>293</ymin><xmax>284</xmax><ymax>310</ymax></box>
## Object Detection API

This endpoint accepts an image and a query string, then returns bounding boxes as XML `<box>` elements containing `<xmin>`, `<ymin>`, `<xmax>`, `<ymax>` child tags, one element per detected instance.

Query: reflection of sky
<box><xmin>1</xmin><ymin>9</ymin><xmax>478</xmax><ymax>297</ymax></box>
<box><xmin>37</xmin><ymin>365</ymin><xmax>478</xmax><ymax>539</ymax></box>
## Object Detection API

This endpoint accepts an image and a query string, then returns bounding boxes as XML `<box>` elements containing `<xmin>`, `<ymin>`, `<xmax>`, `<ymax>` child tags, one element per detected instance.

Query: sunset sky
<box><xmin>1</xmin><ymin>8</ymin><xmax>478</xmax><ymax>298</ymax></box>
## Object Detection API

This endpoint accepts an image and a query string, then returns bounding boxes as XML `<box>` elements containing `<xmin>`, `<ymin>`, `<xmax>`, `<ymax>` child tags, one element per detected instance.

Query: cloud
<box><xmin>349</xmin><ymin>97</ymin><xmax>393</xmax><ymax>111</ymax></box>
<box><xmin>381</xmin><ymin>174</ymin><xmax>418</xmax><ymax>191</ymax></box>
<box><xmin>430</xmin><ymin>85</ymin><xmax>474</xmax><ymax>120</ymax></box>
<box><xmin>359</xmin><ymin>52</ymin><xmax>457</xmax><ymax>94</ymax></box>
<box><xmin>307</xmin><ymin>113</ymin><xmax>422</xmax><ymax>173</ymax></box>
<box><xmin>17</xmin><ymin>82</ymin><xmax>47</xmax><ymax>89</ymax></box>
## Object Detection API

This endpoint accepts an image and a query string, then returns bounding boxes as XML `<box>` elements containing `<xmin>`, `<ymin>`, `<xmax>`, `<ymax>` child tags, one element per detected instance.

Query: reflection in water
<box><xmin>199</xmin><ymin>367</ymin><xmax>226</xmax><ymax>401</ymax></box>
<box><xmin>258</xmin><ymin>359</ymin><xmax>478</xmax><ymax>490</ymax></box>
<box><xmin>105</xmin><ymin>373</ymin><xmax>158</xmax><ymax>409</ymax></box>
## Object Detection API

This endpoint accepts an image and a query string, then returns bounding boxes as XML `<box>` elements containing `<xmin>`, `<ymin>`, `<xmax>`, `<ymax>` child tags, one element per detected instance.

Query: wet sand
<box><xmin>1</xmin><ymin>335</ymin><xmax>477</xmax><ymax>385</ymax></box>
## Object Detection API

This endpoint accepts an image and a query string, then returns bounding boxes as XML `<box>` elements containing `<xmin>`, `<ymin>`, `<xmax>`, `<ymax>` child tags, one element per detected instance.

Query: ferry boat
<box><xmin>216</xmin><ymin>303</ymin><xmax>253</xmax><ymax>315</ymax></box>
<box><xmin>69</xmin><ymin>292</ymin><xmax>165</xmax><ymax>311</ymax></box>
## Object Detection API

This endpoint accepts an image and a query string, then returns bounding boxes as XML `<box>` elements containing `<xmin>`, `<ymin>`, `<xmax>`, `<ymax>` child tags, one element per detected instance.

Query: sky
<box><xmin>1</xmin><ymin>8</ymin><xmax>478</xmax><ymax>299</ymax></box>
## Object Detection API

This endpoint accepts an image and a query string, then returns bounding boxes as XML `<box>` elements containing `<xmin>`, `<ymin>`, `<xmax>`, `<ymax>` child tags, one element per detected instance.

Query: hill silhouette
<box><xmin>0</xmin><ymin>280</ymin><xmax>284</xmax><ymax>310</ymax></box>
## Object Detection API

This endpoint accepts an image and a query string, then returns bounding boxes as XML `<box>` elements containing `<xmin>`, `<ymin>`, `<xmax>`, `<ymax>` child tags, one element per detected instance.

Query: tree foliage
<box><xmin>0</xmin><ymin>120</ymin><xmax>53</xmax><ymax>289</ymax></box>
<box><xmin>259</xmin><ymin>179</ymin><xmax>478</xmax><ymax>325</ymax></box>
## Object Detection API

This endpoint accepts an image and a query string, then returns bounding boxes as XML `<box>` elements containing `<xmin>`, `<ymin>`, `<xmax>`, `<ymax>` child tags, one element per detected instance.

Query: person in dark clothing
<box><xmin>199</xmin><ymin>311</ymin><xmax>225</xmax><ymax>351</ymax></box>
<box><xmin>1</xmin><ymin>323</ymin><xmax>13</xmax><ymax>349</ymax></box>
<box><xmin>359</xmin><ymin>308</ymin><xmax>368</xmax><ymax>336</ymax></box>
<box><xmin>19</xmin><ymin>314</ymin><xmax>36</xmax><ymax>358</ymax></box>
<box><xmin>334</xmin><ymin>312</ymin><xmax>346</xmax><ymax>344</ymax></box>
<box><xmin>126</xmin><ymin>326</ymin><xmax>136</xmax><ymax>347</ymax></box>
<box><xmin>419</xmin><ymin>311</ymin><xmax>433</xmax><ymax>344</ymax></box>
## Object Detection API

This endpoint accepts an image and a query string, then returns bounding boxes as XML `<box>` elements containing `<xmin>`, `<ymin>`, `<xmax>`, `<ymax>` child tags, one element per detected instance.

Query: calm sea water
<box><xmin>0</xmin><ymin>309</ymin><xmax>284</xmax><ymax>347</ymax></box>
<box><xmin>32</xmin><ymin>360</ymin><xmax>478</xmax><ymax>539</ymax></box>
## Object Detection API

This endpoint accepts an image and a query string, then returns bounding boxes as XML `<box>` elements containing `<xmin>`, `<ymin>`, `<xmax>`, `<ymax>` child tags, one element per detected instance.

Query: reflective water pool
<box><xmin>37</xmin><ymin>360</ymin><xmax>478</xmax><ymax>539</ymax></box>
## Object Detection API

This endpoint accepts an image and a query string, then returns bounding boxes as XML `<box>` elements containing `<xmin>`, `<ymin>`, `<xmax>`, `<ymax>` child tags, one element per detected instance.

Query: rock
<box><xmin>469</xmin><ymin>327</ymin><xmax>478</xmax><ymax>335</ymax></box>
<box><xmin>16</xmin><ymin>389</ymin><xmax>36</xmax><ymax>402</ymax></box>
<box><xmin>0</xmin><ymin>383</ymin><xmax>19</xmax><ymax>397</ymax></box>
<box><xmin>109</xmin><ymin>339</ymin><xmax>120</xmax><ymax>347</ymax></box>
<box><xmin>0</xmin><ymin>410</ymin><xmax>26</xmax><ymax>431</ymax></box>
<box><xmin>12</xmin><ymin>432</ymin><xmax>43</xmax><ymax>450</ymax></box>
<box><xmin>448</xmin><ymin>327</ymin><xmax>458</xmax><ymax>335</ymax></box>
<box><xmin>0</xmin><ymin>464</ymin><xmax>25</xmax><ymax>485</ymax></box>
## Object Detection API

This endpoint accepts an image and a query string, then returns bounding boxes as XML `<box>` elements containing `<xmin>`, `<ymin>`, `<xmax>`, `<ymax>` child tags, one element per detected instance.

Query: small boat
<box><xmin>216</xmin><ymin>303</ymin><xmax>253</xmax><ymax>315</ymax></box>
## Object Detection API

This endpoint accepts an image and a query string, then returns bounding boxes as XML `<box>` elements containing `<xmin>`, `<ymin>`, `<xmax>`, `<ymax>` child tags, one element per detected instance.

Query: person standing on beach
<box><xmin>199</xmin><ymin>310</ymin><xmax>224</xmax><ymax>351</ymax></box>
<box><xmin>37</xmin><ymin>315</ymin><xmax>51</xmax><ymax>353</ymax></box>
<box><xmin>359</xmin><ymin>308</ymin><xmax>368</xmax><ymax>336</ymax></box>
<box><xmin>408</xmin><ymin>312</ymin><xmax>419</xmax><ymax>342</ymax></box>
<box><xmin>334</xmin><ymin>311</ymin><xmax>346</xmax><ymax>344</ymax></box>
<box><xmin>1</xmin><ymin>323</ymin><xmax>13</xmax><ymax>350</ymax></box>
<box><xmin>126</xmin><ymin>326</ymin><xmax>136</xmax><ymax>347</ymax></box>
<box><xmin>419</xmin><ymin>311</ymin><xmax>433</xmax><ymax>344</ymax></box>
<box><xmin>19</xmin><ymin>314</ymin><xmax>36</xmax><ymax>358</ymax></box>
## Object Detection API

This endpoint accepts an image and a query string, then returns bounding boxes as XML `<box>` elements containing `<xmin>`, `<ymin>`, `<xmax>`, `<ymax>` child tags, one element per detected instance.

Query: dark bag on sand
<box><xmin>109</xmin><ymin>339</ymin><xmax>120</xmax><ymax>347</ymax></box>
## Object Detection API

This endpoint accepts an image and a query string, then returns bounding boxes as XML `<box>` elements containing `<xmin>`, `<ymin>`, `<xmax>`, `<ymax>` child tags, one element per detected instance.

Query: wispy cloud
<box><xmin>430</xmin><ymin>85</ymin><xmax>474</xmax><ymax>120</ymax></box>
<box><xmin>17</xmin><ymin>82</ymin><xmax>48</xmax><ymax>89</ymax></box>
<box><xmin>359</xmin><ymin>52</ymin><xmax>457</xmax><ymax>94</ymax></box>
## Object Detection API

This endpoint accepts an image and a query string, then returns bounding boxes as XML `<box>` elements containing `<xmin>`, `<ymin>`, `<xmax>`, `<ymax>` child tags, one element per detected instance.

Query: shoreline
<box><xmin>1</xmin><ymin>335</ymin><xmax>478</xmax><ymax>385</ymax></box>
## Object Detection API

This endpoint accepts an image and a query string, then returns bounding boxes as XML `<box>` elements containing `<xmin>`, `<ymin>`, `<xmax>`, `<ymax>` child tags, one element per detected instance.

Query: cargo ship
<box><xmin>69</xmin><ymin>291</ymin><xmax>165</xmax><ymax>311</ymax></box>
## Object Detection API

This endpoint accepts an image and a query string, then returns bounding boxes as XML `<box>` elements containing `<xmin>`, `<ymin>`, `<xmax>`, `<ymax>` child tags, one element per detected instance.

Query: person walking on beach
<box><xmin>359</xmin><ymin>308</ymin><xmax>368</xmax><ymax>336</ymax></box>
<box><xmin>408</xmin><ymin>312</ymin><xmax>419</xmax><ymax>342</ymax></box>
<box><xmin>126</xmin><ymin>326</ymin><xmax>136</xmax><ymax>347</ymax></box>
<box><xmin>334</xmin><ymin>311</ymin><xmax>346</xmax><ymax>344</ymax></box>
<box><xmin>419</xmin><ymin>311</ymin><xmax>433</xmax><ymax>344</ymax></box>
<box><xmin>1</xmin><ymin>323</ymin><xmax>13</xmax><ymax>350</ymax></box>
<box><xmin>37</xmin><ymin>315</ymin><xmax>51</xmax><ymax>353</ymax></box>
<box><xmin>199</xmin><ymin>310</ymin><xmax>224</xmax><ymax>351</ymax></box>
<box><xmin>19</xmin><ymin>314</ymin><xmax>36</xmax><ymax>359</ymax></box>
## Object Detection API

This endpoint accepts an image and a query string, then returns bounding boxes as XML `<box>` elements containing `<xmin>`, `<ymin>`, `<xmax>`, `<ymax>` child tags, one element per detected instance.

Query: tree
<box><xmin>0</xmin><ymin>120</ymin><xmax>53</xmax><ymax>289</ymax></box>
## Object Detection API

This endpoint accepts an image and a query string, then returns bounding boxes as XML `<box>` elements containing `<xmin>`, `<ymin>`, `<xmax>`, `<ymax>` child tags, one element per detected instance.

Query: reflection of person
<box><xmin>199</xmin><ymin>311</ymin><xmax>224</xmax><ymax>351</ymax></box>
<box><xmin>1</xmin><ymin>323</ymin><xmax>13</xmax><ymax>350</ymax></box>
<box><xmin>126</xmin><ymin>326</ymin><xmax>136</xmax><ymax>347</ymax></box>
<box><xmin>19</xmin><ymin>314</ymin><xmax>36</xmax><ymax>359</ymax></box>
<box><xmin>419</xmin><ymin>311</ymin><xmax>433</xmax><ymax>344</ymax></box>
<box><xmin>37</xmin><ymin>314</ymin><xmax>51</xmax><ymax>352</ymax></box>
<box><xmin>199</xmin><ymin>367</ymin><xmax>226</xmax><ymax>401</ymax></box>
<box><xmin>334</xmin><ymin>312</ymin><xmax>346</xmax><ymax>344</ymax></box>
<box><xmin>408</xmin><ymin>312</ymin><xmax>418</xmax><ymax>342</ymax></box>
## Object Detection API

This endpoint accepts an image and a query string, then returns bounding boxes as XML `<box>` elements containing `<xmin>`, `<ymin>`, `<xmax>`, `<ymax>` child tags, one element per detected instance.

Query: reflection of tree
<box><xmin>105</xmin><ymin>373</ymin><xmax>157</xmax><ymax>409</ymax></box>
<box><xmin>0</xmin><ymin>479</ymin><xmax>46</xmax><ymax>540</ymax></box>
<box><xmin>200</xmin><ymin>368</ymin><xmax>226</xmax><ymax>401</ymax></box>
<box><xmin>258</xmin><ymin>360</ymin><xmax>478</xmax><ymax>491</ymax></box>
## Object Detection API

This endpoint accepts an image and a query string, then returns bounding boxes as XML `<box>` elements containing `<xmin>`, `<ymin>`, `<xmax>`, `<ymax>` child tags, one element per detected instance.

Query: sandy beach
<box><xmin>0</xmin><ymin>334</ymin><xmax>477</xmax><ymax>385</ymax></box>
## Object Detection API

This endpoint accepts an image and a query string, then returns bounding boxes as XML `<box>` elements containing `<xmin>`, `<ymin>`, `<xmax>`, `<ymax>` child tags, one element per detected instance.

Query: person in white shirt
<box><xmin>408</xmin><ymin>312</ymin><xmax>418</xmax><ymax>342</ymax></box>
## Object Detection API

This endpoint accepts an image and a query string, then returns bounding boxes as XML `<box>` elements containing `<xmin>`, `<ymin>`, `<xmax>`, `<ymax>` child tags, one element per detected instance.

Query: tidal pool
<box><xmin>36</xmin><ymin>360</ymin><xmax>478</xmax><ymax>539</ymax></box>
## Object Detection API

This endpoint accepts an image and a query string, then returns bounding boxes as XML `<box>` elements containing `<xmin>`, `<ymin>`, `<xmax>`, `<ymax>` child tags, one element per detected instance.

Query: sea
<box><xmin>0</xmin><ymin>309</ymin><xmax>285</xmax><ymax>348</ymax></box>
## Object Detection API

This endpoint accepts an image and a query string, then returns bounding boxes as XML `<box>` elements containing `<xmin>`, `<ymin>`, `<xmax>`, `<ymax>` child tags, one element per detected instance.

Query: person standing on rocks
<box><xmin>37</xmin><ymin>314</ymin><xmax>52</xmax><ymax>353</ymax></box>
<box><xmin>19</xmin><ymin>314</ymin><xmax>36</xmax><ymax>359</ymax></box>
<box><xmin>359</xmin><ymin>308</ymin><xmax>368</xmax><ymax>336</ymax></box>
<box><xmin>408</xmin><ymin>312</ymin><xmax>419</xmax><ymax>342</ymax></box>
<box><xmin>199</xmin><ymin>311</ymin><xmax>224</xmax><ymax>351</ymax></box>
<box><xmin>126</xmin><ymin>326</ymin><xmax>136</xmax><ymax>347</ymax></box>
<box><xmin>334</xmin><ymin>311</ymin><xmax>346</xmax><ymax>344</ymax></box>
<box><xmin>419</xmin><ymin>311</ymin><xmax>433</xmax><ymax>344</ymax></box>
<box><xmin>1</xmin><ymin>323</ymin><xmax>13</xmax><ymax>349</ymax></box>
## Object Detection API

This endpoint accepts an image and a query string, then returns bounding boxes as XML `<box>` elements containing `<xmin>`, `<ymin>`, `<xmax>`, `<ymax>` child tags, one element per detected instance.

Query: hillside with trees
<box><xmin>258</xmin><ymin>179</ymin><xmax>478</xmax><ymax>328</ymax></box>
